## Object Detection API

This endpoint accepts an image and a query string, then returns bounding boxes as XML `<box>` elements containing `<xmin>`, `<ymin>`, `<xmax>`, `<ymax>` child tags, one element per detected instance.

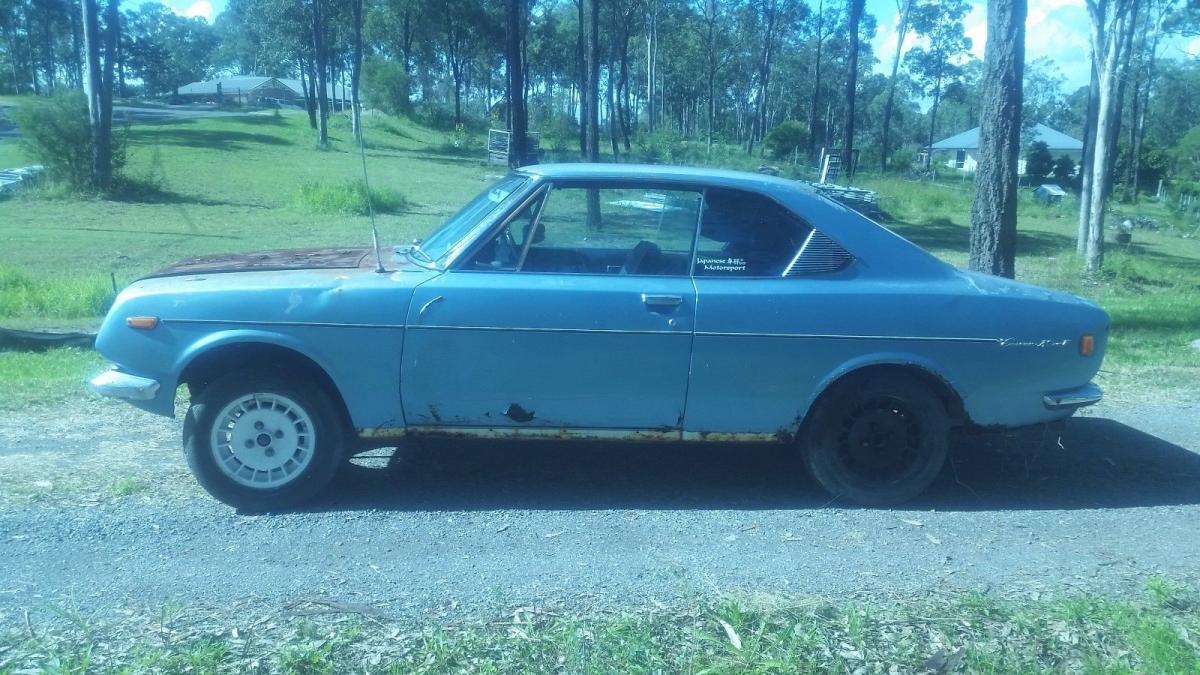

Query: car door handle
<box><xmin>642</xmin><ymin>294</ymin><xmax>684</xmax><ymax>309</ymax></box>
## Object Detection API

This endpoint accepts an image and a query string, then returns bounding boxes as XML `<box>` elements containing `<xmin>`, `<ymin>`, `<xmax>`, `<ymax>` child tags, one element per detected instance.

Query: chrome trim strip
<box><xmin>408</xmin><ymin>324</ymin><xmax>683</xmax><ymax>335</ymax></box>
<box><xmin>163</xmin><ymin>318</ymin><xmax>404</xmax><ymax>329</ymax></box>
<box><xmin>698</xmin><ymin>331</ymin><xmax>999</xmax><ymax>343</ymax></box>
<box><xmin>409</xmin><ymin>324</ymin><xmax>998</xmax><ymax>342</ymax></box>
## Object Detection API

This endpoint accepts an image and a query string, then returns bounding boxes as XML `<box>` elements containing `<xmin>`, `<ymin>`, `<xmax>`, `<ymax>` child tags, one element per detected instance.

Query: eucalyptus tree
<box><xmin>969</xmin><ymin>0</ymin><xmax>1026</xmax><ymax>278</ymax></box>
<box><xmin>879</xmin><ymin>0</ymin><xmax>917</xmax><ymax>171</ymax></box>
<box><xmin>905</xmin><ymin>0</ymin><xmax>972</xmax><ymax>167</ymax></box>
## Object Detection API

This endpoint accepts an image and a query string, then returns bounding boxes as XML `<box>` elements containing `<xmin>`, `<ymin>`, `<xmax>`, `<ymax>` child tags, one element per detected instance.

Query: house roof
<box><xmin>177</xmin><ymin>76</ymin><xmax>346</xmax><ymax>100</ymax></box>
<box><xmin>931</xmin><ymin>123</ymin><xmax>1083</xmax><ymax>151</ymax></box>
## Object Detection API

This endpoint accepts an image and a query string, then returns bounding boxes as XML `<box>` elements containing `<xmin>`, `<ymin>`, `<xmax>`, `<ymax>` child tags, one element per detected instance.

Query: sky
<box><xmin>138</xmin><ymin>0</ymin><xmax>1200</xmax><ymax>93</ymax></box>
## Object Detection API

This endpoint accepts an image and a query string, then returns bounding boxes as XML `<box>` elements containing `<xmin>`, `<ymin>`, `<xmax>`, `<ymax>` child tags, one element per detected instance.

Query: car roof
<box><xmin>518</xmin><ymin>162</ymin><xmax>817</xmax><ymax>197</ymax></box>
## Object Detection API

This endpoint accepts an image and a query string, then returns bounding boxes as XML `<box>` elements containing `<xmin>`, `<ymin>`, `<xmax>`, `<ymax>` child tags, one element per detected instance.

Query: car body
<box><xmin>91</xmin><ymin>163</ymin><xmax>1108</xmax><ymax>508</ymax></box>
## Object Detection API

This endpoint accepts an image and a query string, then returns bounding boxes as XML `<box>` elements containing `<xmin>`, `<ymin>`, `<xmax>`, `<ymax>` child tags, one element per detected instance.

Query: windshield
<box><xmin>417</xmin><ymin>174</ymin><xmax>529</xmax><ymax>262</ymax></box>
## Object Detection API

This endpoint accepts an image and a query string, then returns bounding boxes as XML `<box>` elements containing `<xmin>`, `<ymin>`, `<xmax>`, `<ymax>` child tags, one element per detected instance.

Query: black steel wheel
<box><xmin>805</xmin><ymin>374</ymin><xmax>949</xmax><ymax>505</ymax></box>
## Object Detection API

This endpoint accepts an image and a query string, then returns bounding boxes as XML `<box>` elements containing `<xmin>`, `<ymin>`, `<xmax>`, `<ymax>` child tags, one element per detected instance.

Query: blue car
<box><xmin>90</xmin><ymin>164</ymin><xmax>1108</xmax><ymax>509</ymax></box>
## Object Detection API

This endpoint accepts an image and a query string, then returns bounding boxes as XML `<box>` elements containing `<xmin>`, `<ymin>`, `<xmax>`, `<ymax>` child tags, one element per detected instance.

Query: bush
<box><xmin>889</xmin><ymin>147</ymin><xmax>918</xmax><ymax>172</ymax></box>
<box><xmin>1025</xmin><ymin>140</ymin><xmax>1054</xmax><ymax>182</ymax></box>
<box><xmin>764</xmin><ymin>120</ymin><xmax>809</xmax><ymax>161</ymax></box>
<box><xmin>295</xmin><ymin>180</ymin><xmax>407</xmax><ymax>216</ymax></box>
<box><xmin>362</xmin><ymin>56</ymin><xmax>412</xmax><ymax>116</ymax></box>
<box><xmin>635</xmin><ymin>128</ymin><xmax>685</xmax><ymax>163</ymax></box>
<box><xmin>10</xmin><ymin>90</ymin><xmax>126</xmax><ymax>192</ymax></box>
<box><xmin>1052</xmin><ymin>155</ymin><xmax>1075</xmax><ymax>183</ymax></box>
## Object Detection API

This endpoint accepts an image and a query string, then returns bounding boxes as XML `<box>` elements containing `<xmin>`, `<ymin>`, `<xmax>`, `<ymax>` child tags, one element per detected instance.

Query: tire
<box><xmin>804</xmin><ymin>374</ymin><xmax>949</xmax><ymax>506</ymax></box>
<box><xmin>183</xmin><ymin>370</ymin><xmax>346</xmax><ymax>511</ymax></box>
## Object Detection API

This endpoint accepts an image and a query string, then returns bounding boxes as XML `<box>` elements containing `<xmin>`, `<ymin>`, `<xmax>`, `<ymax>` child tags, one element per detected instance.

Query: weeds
<box><xmin>1</xmin><ymin>587</ymin><xmax>1197</xmax><ymax>674</ymax></box>
<box><xmin>295</xmin><ymin>180</ymin><xmax>407</xmax><ymax>216</ymax></box>
<box><xmin>0</xmin><ymin>265</ymin><xmax>114</xmax><ymax>319</ymax></box>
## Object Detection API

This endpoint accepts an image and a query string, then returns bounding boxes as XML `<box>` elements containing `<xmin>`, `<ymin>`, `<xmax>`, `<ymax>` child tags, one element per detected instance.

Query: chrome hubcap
<box><xmin>210</xmin><ymin>393</ymin><xmax>315</xmax><ymax>488</ymax></box>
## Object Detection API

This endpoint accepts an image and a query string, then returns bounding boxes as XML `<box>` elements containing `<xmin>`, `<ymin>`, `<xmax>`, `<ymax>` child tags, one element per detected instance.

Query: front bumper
<box><xmin>1043</xmin><ymin>382</ymin><xmax>1103</xmax><ymax>410</ymax></box>
<box><xmin>89</xmin><ymin>369</ymin><xmax>161</xmax><ymax>401</ymax></box>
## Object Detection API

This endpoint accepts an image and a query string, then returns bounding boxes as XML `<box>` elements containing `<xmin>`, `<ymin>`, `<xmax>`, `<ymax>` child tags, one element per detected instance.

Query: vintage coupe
<box><xmin>91</xmin><ymin>164</ymin><xmax>1107</xmax><ymax>509</ymax></box>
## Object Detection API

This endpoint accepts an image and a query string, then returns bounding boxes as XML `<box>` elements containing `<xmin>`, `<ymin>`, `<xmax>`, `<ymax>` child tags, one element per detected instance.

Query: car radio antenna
<box><xmin>357</xmin><ymin>116</ymin><xmax>387</xmax><ymax>274</ymax></box>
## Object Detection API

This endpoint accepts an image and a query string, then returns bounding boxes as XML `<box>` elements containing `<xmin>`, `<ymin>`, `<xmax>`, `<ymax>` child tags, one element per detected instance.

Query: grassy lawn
<box><xmin>1</xmin><ymin>104</ymin><xmax>1198</xmax><ymax>406</ymax></box>
<box><xmin>1</xmin><ymin>581</ymin><xmax>1197</xmax><ymax>673</ymax></box>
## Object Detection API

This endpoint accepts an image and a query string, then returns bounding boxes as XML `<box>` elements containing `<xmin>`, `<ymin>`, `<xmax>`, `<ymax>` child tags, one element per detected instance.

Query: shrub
<box><xmin>10</xmin><ymin>90</ymin><xmax>126</xmax><ymax>192</ymax></box>
<box><xmin>764</xmin><ymin>120</ymin><xmax>809</xmax><ymax>161</ymax></box>
<box><xmin>1052</xmin><ymin>155</ymin><xmax>1075</xmax><ymax>183</ymax></box>
<box><xmin>362</xmin><ymin>56</ymin><xmax>412</xmax><ymax>115</ymax></box>
<box><xmin>295</xmin><ymin>180</ymin><xmax>407</xmax><ymax>216</ymax></box>
<box><xmin>1025</xmin><ymin>140</ymin><xmax>1054</xmax><ymax>181</ymax></box>
<box><xmin>889</xmin><ymin>146</ymin><xmax>918</xmax><ymax>172</ymax></box>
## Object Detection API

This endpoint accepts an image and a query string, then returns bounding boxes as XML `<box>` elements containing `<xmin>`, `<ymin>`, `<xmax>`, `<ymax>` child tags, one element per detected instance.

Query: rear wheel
<box><xmin>804</xmin><ymin>375</ymin><xmax>948</xmax><ymax>505</ymax></box>
<box><xmin>183</xmin><ymin>371</ymin><xmax>346</xmax><ymax>511</ymax></box>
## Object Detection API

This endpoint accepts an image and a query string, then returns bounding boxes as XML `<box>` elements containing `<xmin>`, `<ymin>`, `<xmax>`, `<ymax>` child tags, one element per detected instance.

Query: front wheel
<box><xmin>804</xmin><ymin>375</ymin><xmax>949</xmax><ymax>506</ymax></box>
<box><xmin>183</xmin><ymin>371</ymin><xmax>346</xmax><ymax>511</ymax></box>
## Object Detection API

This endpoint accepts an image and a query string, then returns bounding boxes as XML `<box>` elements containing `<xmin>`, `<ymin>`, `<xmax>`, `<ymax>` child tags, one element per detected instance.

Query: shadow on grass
<box><xmin>888</xmin><ymin>216</ymin><xmax>1078</xmax><ymax>257</ymax></box>
<box><xmin>107</xmin><ymin>178</ymin><xmax>265</xmax><ymax>209</ymax></box>
<box><xmin>128</xmin><ymin>124</ymin><xmax>292</xmax><ymax>151</ymax></box>
<box><xmin>294</xmin><ymin>416</ymin><xmax>1200</xmax><ymax>514</ymax></box>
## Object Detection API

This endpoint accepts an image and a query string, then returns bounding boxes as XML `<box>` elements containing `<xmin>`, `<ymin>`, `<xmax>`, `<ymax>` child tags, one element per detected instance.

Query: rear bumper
<box><xmin>1043</xmin><ymin>382</ymin><xmax>1103</xmax><ymax>410</ymax></box>
<box><xmin>89</xmin><ymin>369</ymin><xmax>161</xmax><ymax>401</ymax></box>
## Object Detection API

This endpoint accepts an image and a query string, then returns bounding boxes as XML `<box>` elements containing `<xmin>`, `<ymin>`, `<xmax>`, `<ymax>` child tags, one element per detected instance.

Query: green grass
<box><xmin>295</xmin><ymin>179</ymin><xmax>408</xmax><ymax>216</ymax></box>
<box><xmin>1</xmin><ymin>584</ymin><xmax>1197</xmax><ymax>674</ymax></box>
<box><xmin>0</xmin><ymin>348</ymin><xmax>103</xmax><ymax>409</ymax></box>
<box><xmin>1</xmin><ymin>105</ymin><xmax>1198</xmax><ymax>404</ymax></box>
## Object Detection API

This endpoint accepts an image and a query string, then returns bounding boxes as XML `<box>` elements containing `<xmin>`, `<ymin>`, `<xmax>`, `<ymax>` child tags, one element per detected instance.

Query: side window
<box><xmin>470</xmin><ymin>184</ymin><xmax>702</xmax><ymax>275</ymax></box>
<box><xmin>694</xmin><ymin>188</ymin><xmax>812</xmax><ymax>277</ymax></box>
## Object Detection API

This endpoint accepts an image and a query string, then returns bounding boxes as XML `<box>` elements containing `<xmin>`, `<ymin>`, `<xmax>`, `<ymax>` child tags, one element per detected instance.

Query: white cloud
<box><xmin>159</xmin><ymin>0</ymin><xmax>213</xmax><ymax>22</ymax></box>
<box><xmin>869</xmin><ymin>0</ymin><xmax>1095</xmax><ymax>92</ymax></box>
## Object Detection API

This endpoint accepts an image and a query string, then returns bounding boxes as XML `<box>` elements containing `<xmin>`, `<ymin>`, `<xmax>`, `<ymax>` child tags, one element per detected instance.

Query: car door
<box><xmin>683</xmin><ymin>187</ymin><xmax>855</xmax><ymax>438</ymax></box>
<box><xmin>401</xmin><ymin>181</ymin><xmax>703</xmax><ymax>432</ymax></box>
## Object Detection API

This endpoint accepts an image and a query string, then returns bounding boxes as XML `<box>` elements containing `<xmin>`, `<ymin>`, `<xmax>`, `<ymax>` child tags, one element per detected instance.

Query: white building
<box><xmin>928</xmin><ymin>123</ymin><xmax>1084</xmax><ymax>175</ymax></box>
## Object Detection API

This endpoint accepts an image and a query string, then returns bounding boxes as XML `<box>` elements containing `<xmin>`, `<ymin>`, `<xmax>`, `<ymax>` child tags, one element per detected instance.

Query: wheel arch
<box><xmin>799</xmin><ymin>357</ymin><xmax>968</xmax><ymax>434</ymax></box>
<box><xmin>177</xmin><ymin>337</ymin><xmax>353</xmax><ymax>432</ymax></box>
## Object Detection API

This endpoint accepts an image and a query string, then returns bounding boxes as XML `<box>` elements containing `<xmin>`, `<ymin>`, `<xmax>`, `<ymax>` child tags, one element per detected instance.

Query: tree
<box><xmin>765</xmin><ymin>119</ymin><xmax>809</xmax><ymax>160</ymax></box>
<box><xmin>81</xmin><ymin>0</ymin><xmax>118</xmax><ymax>190</ymax></box>
<box><xmin>1052</xmin><ymin>154</ymin><xmax>1076</xmax><ymax>182</ymax></box>
<box><xmin>311</xmin><ymin>0</ymin><xmax>329</xmax><ymax>146</ymax></box>
<box><xmin>968</xmin><ymin>0</ymin><xmax>1025</xmax><ymax>278</ymax></box>
<box><xmin>841</xmin><ymin>0</ymin><xmax>865</xmax><ymax>176</ymax></box>
<box><xmin>350</xmin><ymin>0</ymin><xmax>363</xmax><ymax>141</ymax></box>
<box><xmin>880</xmin><ymin>0</ymin><xmax>916</xmax><ymax>171</ymax></box>
<box><xmin>1081</xmin><ymin>0</ymin><xmax>1138</xmax><ymax>273</ymax></box>
<box><xmin>1024</xmin><ymin>140</ymin><xmax>1054</xmax><ymax>179</ymax></box>
<box><xmin>506</xmin><ymin>0</ymin><xmax>528</xmax><ymax>168</ymax></box>
<box><xmin>907</xmin><ymin>0</ymin><xmax>972</xmax><ymax>168</ymax></box>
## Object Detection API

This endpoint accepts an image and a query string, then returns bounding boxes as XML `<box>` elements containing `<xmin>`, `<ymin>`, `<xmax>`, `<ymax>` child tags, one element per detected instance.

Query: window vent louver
<box><xmin>783</xmin><ymin>230</ymin><xmax>853</xmax><ymax>277</ymax></box>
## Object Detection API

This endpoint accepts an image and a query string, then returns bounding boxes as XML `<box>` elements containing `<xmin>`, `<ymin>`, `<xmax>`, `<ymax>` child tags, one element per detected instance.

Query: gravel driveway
<box><xmin>1</xmin><ymin>397</ymin><xmax>1199</xmax><ymax>619</ymax></box>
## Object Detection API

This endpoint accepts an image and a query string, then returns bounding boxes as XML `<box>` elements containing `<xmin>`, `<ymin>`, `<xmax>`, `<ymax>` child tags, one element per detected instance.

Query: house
<box><xmin>175</xmin><ymin>76</ymin><xmax>349</xmax><ymax>107</ymax></box>
<box><xmin>928</xmin><ymin>123</ymin><xmax>1083</xmax><ymax>175</ymax></box>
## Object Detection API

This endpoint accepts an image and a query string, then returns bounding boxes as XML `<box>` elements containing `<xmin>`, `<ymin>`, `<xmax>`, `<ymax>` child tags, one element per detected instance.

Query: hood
<box><xmin>142</xmin><ymin>247</ymin><xmax>374</xmax><ymax>280</ymax></box>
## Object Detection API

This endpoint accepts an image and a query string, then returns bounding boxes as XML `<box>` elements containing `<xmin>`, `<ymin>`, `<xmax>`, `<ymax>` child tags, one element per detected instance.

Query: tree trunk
<box><xmin>585</xmin><ymin>0</ymin><xmax>601</xmax><ymax>228</ymax></box>
<box><xmin>807</xmin><ymin>0</ymin><xmax>824</xmax><ymax>161</ymax></box>
<box><xmin>1085</xmin><ymin>0</ymin><xmax>1134</xmax><ymax>274</ymax></box>
<box><xmin>299</xmin><ymin>55</ymin><xmax>317</xmax><ymax>129</ymax></box>
<box><xmin>924</xmin><ymin>74</ymin><xmax>943</xmax><ymax>169</ymax></box>
<box><xmin>506</xmin><ymin>0</ymin><xmax>528</xmax><ymax>168</ymax></box>
<box><xmin>880</xmin><ymin>0</ymin><xmax>911</xmax><ymax>172</ymax></box>
<box><xmin>350</xmin><ymin>0</ymin><xmax>364</xmax><ymax>141</ymax></box>
<box><xmin>1077</xmin><ymin>57</ymin><xmax>1099</xmax><ymax>255</ymax></box>
<box><xmin>311</xmin><ymin>0</ymin><xmax>329</xmax><ymax>147</ymax></box>
<box><xmin>577</xmin><ymin>0</ymin><xmax>587</xmax><ymax>155</ymax></box>
<box><xmin>81</xmin><ymin>0</ymin><xmax>109</xmax><ymax>190</ymax></box>
<box><xmin>645</xmin><ymin>5</ymin><xmax>657</xmax><ymax>134</ymax></box>
<box><xmin>969</xmin><ymin>0</ymin><xmax>1026</xmax><ymax>278</ymax></box>
<box><xmin>841</xmin><ymin>0</ymin><xmax>865</xmax><ymax>178</ymax></box>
